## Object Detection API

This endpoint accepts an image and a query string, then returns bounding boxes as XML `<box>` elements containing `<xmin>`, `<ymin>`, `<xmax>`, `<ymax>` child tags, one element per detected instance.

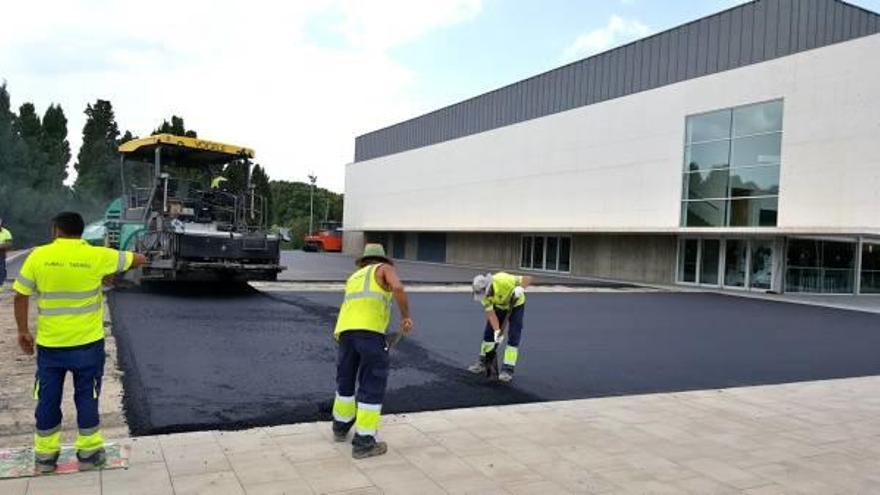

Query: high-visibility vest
<box><xmin>480</xmin><ymin>272</ymin><xmax>526</xmax><ymax>311</ymax></box>
<box><xmin>334</xmin><ymin>264</ymin><xmax>392</xmax><ymax>337</ymax></box>
<box><xmin>13</xmin><ymin>238</ymin><xmax>133</xmax><ymax>348</ymax></box>
<box><xmin>211</xmin><ymin>176</ymin><xmax>227</xmax><ymax>189</ymax></box>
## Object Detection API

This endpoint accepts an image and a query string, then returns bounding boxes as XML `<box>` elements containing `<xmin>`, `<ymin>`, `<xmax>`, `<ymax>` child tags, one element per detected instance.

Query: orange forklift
<box><xmin>303</xmin><ymin>221</ymin><xmax>343</xmax><ymax>252</ymax></box>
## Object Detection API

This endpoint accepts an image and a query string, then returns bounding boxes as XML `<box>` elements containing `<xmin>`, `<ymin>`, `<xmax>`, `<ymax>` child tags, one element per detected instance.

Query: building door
<box><xmin>749</xmin><ymin>240</ymin><xmax>774</xmax><ymax>291</ymax></box>
<box><xmin>723</xmin><ymin>239</ymin><xmax>747</xmax><ymax>288</ymax></box>
<box><xmin>416</xmin><ymin>233</ymin><xmax>446</xmax><ymax>263</ymax></box>
<box><xmin>392</xmin><ymin>233</ymin><xmax>406</xmax><ymax>259</ymax></box>
<box><xmin>679</xmin><ymin>239</ymin><xmax>699</xmax><ymax>283</ymax></box>
<box><xmin>699</xmin><ymin>239</ymin><xmax>720</xmax><ymax>285</ymax></box>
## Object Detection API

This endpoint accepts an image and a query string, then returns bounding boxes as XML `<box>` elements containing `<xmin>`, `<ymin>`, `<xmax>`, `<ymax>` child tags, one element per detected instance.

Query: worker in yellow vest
<box><xmin>331</xmin><ymin>243</ymin><xmax>413</xmax><ymax>459</ymax></box>
<box><xmin>469</xmin><ymin>272</ymin><xmax>533</xmax><ymax>382</ymax></box>
<box><xmin>13</xmin><ymin>212</ymin><xmax>147</xmax><ymax>473</ymax></box>
<box><xmin>210</xmin><ymin>175</ymin><xmax>228</xmax><ymax>189</ymax></box>
<box><xmin>0</xmin><ymin>216</ymin><xmax>12</xmax><ymax>291</ymax></box>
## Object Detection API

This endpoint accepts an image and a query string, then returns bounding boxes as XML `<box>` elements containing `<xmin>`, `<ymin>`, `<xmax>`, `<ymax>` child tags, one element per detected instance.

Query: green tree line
<box><xmin>0</xmin><ymin>83</ymin><xmax>343</xmax><ymax>249</ymax></box>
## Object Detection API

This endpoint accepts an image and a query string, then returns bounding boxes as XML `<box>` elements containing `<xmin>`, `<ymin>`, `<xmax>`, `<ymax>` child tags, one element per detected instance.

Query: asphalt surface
<box><xmin>110</xmin><ymin>287</ymin><xmax>880</xmax><ymax>435</ymax></box>
<box><xmin>280</xmin><ymin>250</ymin><xmax>633</xmax><ymax>286</ymax></box>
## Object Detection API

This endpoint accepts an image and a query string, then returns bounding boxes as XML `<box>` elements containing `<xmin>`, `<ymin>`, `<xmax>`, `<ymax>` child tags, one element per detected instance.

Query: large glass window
<box><xmin>558</xmin><ymin>237</ymin><xmax>571</xmax><ymax>272</ymax></box>
<box><xmin>520</xmin><ymin>237</ymin><xmax>532</xmax><ymax>268</ymax></box>
<box><xmin>861</xmin><ymin>243</ymin><xmax>880</xmax><ymax>294</ymax></box>
<box><xmin>533</xmin><ymin>236</ymin><xmax>544</xmax><ymax>270</ymax></box>
<box><xmin>700</xmin><ymin>239</ymin><xmax>720</xmax><ymax>285</ymax></box>
<box><xmin>521</xmin><ymin>235</ymin><xmax>571</xmax><ymax>273</ymax></box>
<box><xmin>681</xmin><ymin>100</ymin><xmax>783</xmax><ymax>227</ymax></box>
<box><xmin>785</xmin><ymin>239</ymin><xmax>856</xmax><ymax>293</ymax></box>
<box><xmin>750</xmin><ymin>241</ymin><xmax>774</xmax><ymax>290</ymax></box>
<box><xmin>683</xmin><ymin>200</ymin><xmax>726</xmax><ymax>227</ymax></box>
<box><xmin>724</xmin><ymin>239</ymin><xmax>747</xmax><ymax>287</ymax></box>
<box><xmin>546</xmin><ymin>236</ymin><xmax>559</xmax><ymax>271</ymax></box>
<box><xmin>728</xmin><ymin>197</ymin><xmax>778</xmax><ymax>227</ymax></box>
<box><xmin>679</xmin><ymin>239</ymin><xmax>699</xmax><ymax>283</ymax></box>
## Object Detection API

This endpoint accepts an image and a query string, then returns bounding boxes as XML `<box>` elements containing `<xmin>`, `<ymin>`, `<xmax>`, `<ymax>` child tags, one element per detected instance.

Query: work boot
<box><xmin>76</xmin><ymin>448</ymin><xmax>107</xmax><ymax>471</ymax></box>
<box><xmin>332</xmin><ymin>423</ymin><xmax>352</xmax><ymax>443</ymax></box>
<box><xmin>467</xmin><ymin>360</ymin><xmax>486</xmax><ymax>374</ymax></box>
<box><xmin>498</xmin><ymin>367</ymin><xmax>515</xmax><ymax>383</ymax></box>
<box><xmin>351</xmin><ymin>434</ymin><xmax>388</xmax><ymax>459</ymax></box>
<box><xmin>34</xmin><ymin>453</ymin><xmax>59</xmax><ymax>475</ymax></box>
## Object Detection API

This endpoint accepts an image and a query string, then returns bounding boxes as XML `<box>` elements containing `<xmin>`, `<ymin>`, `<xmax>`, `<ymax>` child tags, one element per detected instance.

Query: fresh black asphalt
<box><xmin>109</xmin><ymin>287</ymin><xmax>880</xmax><ymax>435</ymax></box>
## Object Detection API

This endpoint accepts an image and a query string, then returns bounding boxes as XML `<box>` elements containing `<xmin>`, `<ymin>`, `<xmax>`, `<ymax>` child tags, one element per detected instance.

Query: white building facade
<box><xmin>344</xmin><ymin>0</ymin><xmax>880</xmax><ymax>294</ymax></box>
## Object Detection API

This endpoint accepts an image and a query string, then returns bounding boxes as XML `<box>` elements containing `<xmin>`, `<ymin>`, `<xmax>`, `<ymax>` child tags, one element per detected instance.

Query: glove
<box><xmin>513</xmin><ymin>286</ymin><xmax>525</xmax><ymax>300</ymax></box>
<box><xmin>494</xmin><ymin>330</ymin><xmax>505</xmax><ymax>344</ymax></box>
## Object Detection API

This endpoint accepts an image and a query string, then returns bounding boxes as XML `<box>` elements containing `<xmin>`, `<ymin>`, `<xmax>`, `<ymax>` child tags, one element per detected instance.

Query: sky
<box><xmin>2</xmin><ymin>0</ymin><xmax>879</xmax><ymax>192</ymax></box>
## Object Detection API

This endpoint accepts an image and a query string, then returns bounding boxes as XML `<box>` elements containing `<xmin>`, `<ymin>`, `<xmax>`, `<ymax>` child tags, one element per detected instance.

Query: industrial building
<box><xmin>343</xmin><ymin>0</ymin><xmax>880</xmax><ymax>294</ymax></box>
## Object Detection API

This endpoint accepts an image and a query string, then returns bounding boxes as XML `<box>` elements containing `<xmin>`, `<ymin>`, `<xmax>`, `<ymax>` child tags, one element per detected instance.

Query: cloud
<box><xmin>563</xmin><ymin>15</ymin><xmax>652</xmax><ymax>61</ymax></box>
<box><xmin>0</xmin><ymin>0</ymin><xmax>482</xmax><ymax>192</ymax></box>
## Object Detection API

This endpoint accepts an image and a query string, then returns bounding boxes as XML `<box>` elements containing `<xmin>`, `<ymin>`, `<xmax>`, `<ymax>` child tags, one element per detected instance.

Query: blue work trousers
<box><xmin>35</xmin><ymin>340</ymin><xmax>105</xmax><ymax>436</ymax></box>
<box><xmin>482</xmin><ymin>304</ymin><xmax>525</xmax><ymax>370</ymax></box>
<box><xmin>333</xmin><ymin>331</ymin><xmax>389</xmax><ymax>434</ymax></box>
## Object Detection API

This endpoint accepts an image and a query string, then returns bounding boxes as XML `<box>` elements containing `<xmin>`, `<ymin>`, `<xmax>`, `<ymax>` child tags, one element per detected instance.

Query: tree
<box><xmin>153</xmin><ymin>115</ymin><xmax>196</xmax><ymax>138</ymax></box>
<box><xmin>74</xmin><ymin>99</ymin><xmax>121</xmax><ymax>205</ymax></box>
<box><xmin>119</xmin><ymin>129</ymin><xmax>137</xmax><ymax>144</ymax></box>
<box><xmin>14</xmin><ymin>103</ymin><xmax>46</xmax><ymax>189</ymax></box>
<box><xmin>269</xmin><ymin>180</ymin><xmax>344</xmax><ymax>248</ymax></box>
<box><xmin>40</xmin><ymin>104</ymin><xmax>70</xmax><ymax>191</ymax></box>
<box><xmin>251</xmin><ymin>165</ymin><xmax>272</xmax><ymax>225</ymax></box>
<box><xmin>0</xmin><ymin>85</ymin><xmax>78</xmax><ymax>247</ymax></box>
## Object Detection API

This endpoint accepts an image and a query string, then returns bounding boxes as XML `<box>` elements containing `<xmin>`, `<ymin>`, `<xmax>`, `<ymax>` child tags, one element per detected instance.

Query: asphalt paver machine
<box><xmin>114</xmin><ymin>134</ymin><xmax>284</xmax><ymax>282</ymax></box>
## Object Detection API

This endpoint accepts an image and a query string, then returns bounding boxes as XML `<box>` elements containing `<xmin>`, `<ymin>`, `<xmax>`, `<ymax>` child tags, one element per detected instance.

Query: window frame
<box><xmin>519</xmin><ymin>234</ymin><xmax>572</xmax><ymax>274</ymax></box>
<box><xmin>681</xmin><ymin>99</ymin><xmax>784</xmax><ymax>228</ymax></box>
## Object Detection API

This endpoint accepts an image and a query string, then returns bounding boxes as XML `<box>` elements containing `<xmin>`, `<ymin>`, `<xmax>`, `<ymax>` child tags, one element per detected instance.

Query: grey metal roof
<box><xmin>355</xmin><ymin>0</ymin><xmax>880</xmax><ymax>162</ymax></box>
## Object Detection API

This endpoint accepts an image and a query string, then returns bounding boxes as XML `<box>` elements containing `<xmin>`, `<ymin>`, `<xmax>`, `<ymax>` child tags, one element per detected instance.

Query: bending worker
<box><xmin>13</xmin><ymin>212</ymin><xmax>147</xmax><ymax>473</ymax></box>
<box><xmin>469</xmin><ymin>272</ymin><xmax>533</xmax><ymax>382</ymax></box>
<box><xmin>331</xmin><ymin>243</ymin><xmax>413</xmax><ymax>459</ymax></box>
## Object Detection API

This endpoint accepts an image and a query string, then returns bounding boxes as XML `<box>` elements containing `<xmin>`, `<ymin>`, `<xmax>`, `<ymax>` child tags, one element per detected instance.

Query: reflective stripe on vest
<box><xmin>38</xmin><ymin>302</ymin><xmax>101</xmax><ymax>316</ymax></box>
<box><xmin>334</xmin><ymin>264</ymin><xmax>392</xmax><ymax>336</ymax></box>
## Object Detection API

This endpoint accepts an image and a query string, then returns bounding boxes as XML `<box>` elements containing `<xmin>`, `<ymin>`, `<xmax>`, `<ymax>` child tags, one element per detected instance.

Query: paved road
<box><xmin>279</xmin><ymin>250</ymin><xmax>634</xmax><ymax>286</ymax></box>
<box><xmin>110</xmin><ymin>288</ymin><xmax>880</xmax><ymax>435</ymax></box>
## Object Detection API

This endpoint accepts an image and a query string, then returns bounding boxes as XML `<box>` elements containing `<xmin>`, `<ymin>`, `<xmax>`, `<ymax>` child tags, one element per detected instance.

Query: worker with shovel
<box><xmin>331</xmin><ymin>243</ymin><xmax>413</xmax><ymax>459</ymax></box>
<box><xmin>468</xmin><ymin>272</ymin><xmax>533</xmax><ymax>382</ymax></box>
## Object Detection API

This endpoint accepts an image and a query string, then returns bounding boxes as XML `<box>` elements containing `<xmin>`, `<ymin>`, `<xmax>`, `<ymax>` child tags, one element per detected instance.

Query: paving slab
<box><xmin>1</xmin><ymin>376</ymin><xmax>876</xmax><ymax>494</ymax></box>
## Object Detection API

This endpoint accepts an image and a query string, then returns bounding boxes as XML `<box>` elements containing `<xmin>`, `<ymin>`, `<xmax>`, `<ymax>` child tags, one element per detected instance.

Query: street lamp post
<box><xmin>308</xmin><ymin>174</ymin><xmax>317</xmax><ymax>235</ymax></box>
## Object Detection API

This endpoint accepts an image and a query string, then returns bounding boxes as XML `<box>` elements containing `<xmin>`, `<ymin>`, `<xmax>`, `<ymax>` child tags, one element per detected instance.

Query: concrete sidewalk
<box><xmin>715</xmin><ymin>290</ymin><xmax>880</xmax><ymax>315</ymax></box>
<box><xmin>3</xmin><ymin>376</ymin><xmax>879</xmax><ymax>495</ymax></box>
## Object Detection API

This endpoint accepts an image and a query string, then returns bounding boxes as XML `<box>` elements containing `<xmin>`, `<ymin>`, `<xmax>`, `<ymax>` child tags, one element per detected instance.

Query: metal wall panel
<box><xmin>777</xmin><ymin>0</ymin><xmax>792</xmax><ymax>56</ymax></box>
<box><xmin>753</xmin><ymin>1</ymin><xmax>767</xmax><ymax>63</ymax></box>
<box><xmin>687</xmin><ymin>22</ymin><xmax>700</xmax><ymax>78</ymax></box>
<box><xmin>741</xmin><ymin>3</ymin><xmax>754</xmax><ymax>66</ymax></box>
<box><xmin>766</xmin><ymin>0</ymin><xmax>779</xmax><ymax>58</ymax></box>
<box><xmin>355</xmin><ymin>0</ymin><xmax>880</xmax><ymax>162</ymax></box>
<box><xmin>633</xmin><ymin>40</ymin><xmax>644</xmax><ymax>93</ymax></box>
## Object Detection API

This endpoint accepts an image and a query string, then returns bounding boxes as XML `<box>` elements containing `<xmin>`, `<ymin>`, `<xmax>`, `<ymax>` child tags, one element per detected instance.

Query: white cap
<box><xmin>472</xmin><ymin>273</ymin><xmax>493</xmax><ymax>301</ymax></box>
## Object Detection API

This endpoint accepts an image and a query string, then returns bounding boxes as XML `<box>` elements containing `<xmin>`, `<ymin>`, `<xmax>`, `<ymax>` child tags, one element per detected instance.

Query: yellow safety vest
<box><xmin>480</xmin><ymin>272</ymin><xmax>526</xmax><ymax>311</ymax></box>
<box><xmin>334</xmin><ymin>264</ymin><xmax>392</xmax><ymax>337</ymax></box>
<box><xmin>13</xmin><ymin>238</ymin><xmax>134</xmax><ymax>348</ymax></box>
